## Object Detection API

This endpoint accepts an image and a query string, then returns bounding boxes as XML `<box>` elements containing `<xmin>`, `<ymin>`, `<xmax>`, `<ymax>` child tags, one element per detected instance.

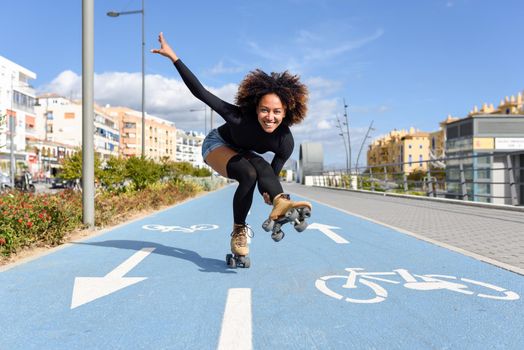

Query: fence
<box><xmin>306</xmin><ymin>150</ymin><xmax>524</xmax><ymax>206</ymax></box>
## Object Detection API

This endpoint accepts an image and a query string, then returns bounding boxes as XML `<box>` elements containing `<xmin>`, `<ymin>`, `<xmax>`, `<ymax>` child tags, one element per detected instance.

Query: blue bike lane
<box><xmin>1</xmin><ymin>185</ymin><xmax>523</xmax><ymax>349</ymax></box>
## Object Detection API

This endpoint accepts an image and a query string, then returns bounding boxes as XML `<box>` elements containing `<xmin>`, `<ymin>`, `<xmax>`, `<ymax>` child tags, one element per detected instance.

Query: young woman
<box><xmin>152</xmin><ymin>32</ymin><xmax>312</xmax><ymax>260</ymax></box>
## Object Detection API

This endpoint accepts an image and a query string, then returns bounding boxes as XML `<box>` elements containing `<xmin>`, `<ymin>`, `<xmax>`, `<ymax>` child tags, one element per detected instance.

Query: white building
<box><xmin>34</xmin><ymin>94</ymin><xmax>120</xmax><ymax>161</ymax></box>
<box><xmin>103</xmin><ymin>106</ymin><xmax>177</xmax><ymax>161</ymax></box>
<box><xmin>0</xmin><ymin>55</ymin><xmax>37</xmax><ymax>174</ymax></box>
<box><xmin>175</xmin><ymin>129</ymin><xmax>207</xmax><ymax>168</ymax></box>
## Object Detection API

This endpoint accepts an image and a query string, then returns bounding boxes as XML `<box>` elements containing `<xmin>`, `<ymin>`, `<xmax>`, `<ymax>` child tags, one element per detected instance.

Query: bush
<box><xmin>125</xmin><ymin>156</ymin><xmax>163</xmax><ymax>191</ymax></box>
<box><xmin>0</xmin><ymin>176</ymin><xmax>211</xmax><ymax>258</ymax></box>
<box><xmin>0</xmin><ymin>191</ymin><xmax>83</xmax><ymax>256</ymax></box>
<box><xmin>99</xmin><ymin>156</ymin><xmax>128</xmax><ymax>193</ymax></box>
<box><xmin>60</xmin><ymin>149</ymin><xmax>102</xmax><ymax>181</ymax></box>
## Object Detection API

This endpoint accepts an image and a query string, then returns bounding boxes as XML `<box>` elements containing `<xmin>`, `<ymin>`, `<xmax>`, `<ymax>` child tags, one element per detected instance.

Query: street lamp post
<box><xmin>335</xmin><ymin>113</ymin><xmax>349</xmax><ymax>173</ymax></box>
<box><xmin>9</xmin><ymin>114</ymin><xmax>15</xmax><ymax>188</ymax></box>
<box><xmin>189</xmin><ymin>107</ymin><xmax>207</xmax><ymax>134</ymax></box>
<box><xmin>107</xmin><ymin>0</ymin><xmax>145</xmax><ymax>157</ymax></box>
<box><xmin>355</xmin><ymin>120</ymin><xmax>374</xmax><ymax>173</ymax></box>
<box><xmin>343</xmin><ymin>98</ymin><xmax>351</xmax><ymax>174</ymax></box>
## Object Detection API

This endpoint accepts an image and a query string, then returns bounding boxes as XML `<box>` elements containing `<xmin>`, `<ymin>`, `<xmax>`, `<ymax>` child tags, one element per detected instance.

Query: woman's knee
<box><xmin>249</xmin><ymin>156</ymin><xmax>274</xmax><ymax>177</ymax></box>
<box><xmin>227</xmin><ymin>155</ymin><xmax>258</xmax><ymax>184</ymax></box>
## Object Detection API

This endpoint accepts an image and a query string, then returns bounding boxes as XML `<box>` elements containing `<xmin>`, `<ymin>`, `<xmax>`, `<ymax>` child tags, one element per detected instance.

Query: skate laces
<box><xmin>231</xmin><ymin>224</ymin><xmax>254</xmax><ymax>240</ymax></box>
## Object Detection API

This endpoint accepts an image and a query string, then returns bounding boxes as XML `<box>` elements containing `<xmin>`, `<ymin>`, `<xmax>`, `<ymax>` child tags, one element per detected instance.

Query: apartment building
<box><xmin>175</xmin><ymin>129</ymin><xmax>206</xmax><ymax>168</ymax></box>
<box><xmin>103</xmin><ymin>106</ymin><xmax>176</xmax><ymax>161</ymax></box>
<box><xmin>367</xmin><ymin>127</ymin><xmax>432</xmax><ymax>174</ymax></box>
<box><xmin>34</xmin><ymin>95</ymin><xmax>120</xmax><ymax>161</ymax></box>
<box><xmin>0</xmin><ymin>55</ymin><xmax>37</xmax><ymax>174</ymax></box>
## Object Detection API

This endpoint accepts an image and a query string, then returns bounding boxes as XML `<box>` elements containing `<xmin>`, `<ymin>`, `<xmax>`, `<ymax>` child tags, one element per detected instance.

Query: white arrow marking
<box><xmin>71</xmin><ymin>247</ymin><xmax>155</xmax><ymax>309</ymax></box>
<box><xmin>307</xmin><ymin>223</ymin><xmax>349</xmax><ymax>244</ymax></box>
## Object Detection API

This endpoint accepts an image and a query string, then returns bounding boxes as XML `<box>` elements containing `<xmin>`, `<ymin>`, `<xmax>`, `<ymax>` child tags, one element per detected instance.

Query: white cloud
<box><xmin>306</xmin><ymin>76</ymin><xmax>343</xmax><ymax>98</ymax></box>
<box><xmin>207</xmin><ymin>60</ymin><xmax>246</xmax><ymax>75</ymax></box>
<box><xmin>317</xmin><ymin>119</ymin><xmax>331</xmax><ymax>130</ymax></box>
<box><xmin>38</xmin><ymin>70</ymin><xmax>238</xmax><ymax>132</ymax></box>
<box><xmin>39</xmin><ymin>70</ymin><xmax>81</xmax><ymax>99</ymax></box>
<box><xmin>39</xmin><ymin>69</ymin><xmax>374</xmax><ymax>167</ymax></box>
<box><xmin>303</xmin><ymin>29</ymin><xmax>384</xmax><ymax>62</ymax></box>
<box><xmin>246</xmin><ymin>27</ymin><xmax>383</xmax><ymax>78</ymax></box>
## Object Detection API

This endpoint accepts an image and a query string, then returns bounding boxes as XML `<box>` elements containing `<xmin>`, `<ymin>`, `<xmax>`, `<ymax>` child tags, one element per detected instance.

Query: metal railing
<box><xmin>307</xmin><ymin>150</ymin><xmax>524</xmax><ymax>206</ymax></box>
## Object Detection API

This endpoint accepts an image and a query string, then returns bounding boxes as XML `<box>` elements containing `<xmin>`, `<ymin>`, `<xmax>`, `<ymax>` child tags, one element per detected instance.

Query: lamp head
<box><xmin>107</xmin><ymin>11</ymin><xmax>120</xmax><ymax>17</ymax></box>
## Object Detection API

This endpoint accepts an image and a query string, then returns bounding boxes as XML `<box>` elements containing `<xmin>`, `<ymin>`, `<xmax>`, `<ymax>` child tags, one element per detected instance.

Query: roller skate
<box><xmin>262</xmin><ymin>194</ymin><xmax>312</xmax><ymax>242</ymax></box>
<box><xmin>226</xmin><ymin>224</ymin><xmax>252</xmax><ymax>268</ymax></box>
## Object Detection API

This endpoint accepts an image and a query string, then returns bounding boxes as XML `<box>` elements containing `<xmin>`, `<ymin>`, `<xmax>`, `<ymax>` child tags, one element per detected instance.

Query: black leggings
<box><xmin>226</xmin><ymin>154</ymin><xmax>283</xmax><ymax>225</ymax></box>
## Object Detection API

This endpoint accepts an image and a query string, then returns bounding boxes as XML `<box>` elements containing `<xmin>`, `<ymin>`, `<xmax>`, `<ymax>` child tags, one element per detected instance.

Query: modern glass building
<box><xmin>445</xmin><ymin>115</ymin><xmax>524</xmax><ymax>205</ymax></box>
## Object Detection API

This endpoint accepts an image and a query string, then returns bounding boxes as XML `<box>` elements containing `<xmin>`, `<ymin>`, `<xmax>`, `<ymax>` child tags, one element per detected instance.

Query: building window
<box><xmin>419</xmin><ymin>154</ymin><xmax>423</xmax><ymax>166</ymax></box>
<box><xmin>408</xmin><ymin>155</ymin><xmax>412</xmax><ymax>166</ymax></box>
<box><xmin>408</xmin><ymin>144</ymin><xmax>412</xmax><ymax>149</ymax></box>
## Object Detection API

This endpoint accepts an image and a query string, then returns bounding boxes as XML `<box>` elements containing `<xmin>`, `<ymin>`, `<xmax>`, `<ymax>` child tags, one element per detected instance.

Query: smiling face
<box><xmin>256</xmin><ymin>93</ymin><xmax>286</xmax><ymax>133</ymax></box>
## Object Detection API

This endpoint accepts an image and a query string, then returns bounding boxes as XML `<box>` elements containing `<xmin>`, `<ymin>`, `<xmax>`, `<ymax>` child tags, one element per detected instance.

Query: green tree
<box><xmin>125</xmin><ymin>156</ymin><xmax>162</xmax><ymax>190</ymax></box>
<box><xmin>99</xmin><ymin>156</ymin><xmax>127</xmax><ymax>192</ymax></box>
<box><xmin>60</xmin><ymin>150</ymin><xmax>102</xmax><ymax>181</ymax></box>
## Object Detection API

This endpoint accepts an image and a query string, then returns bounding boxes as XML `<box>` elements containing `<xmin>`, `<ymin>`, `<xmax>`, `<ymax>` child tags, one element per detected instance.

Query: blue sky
<box><xmin>1</xmin><ymin>0</ymin><xmax>523</xmax><ymax>168</ymax></box>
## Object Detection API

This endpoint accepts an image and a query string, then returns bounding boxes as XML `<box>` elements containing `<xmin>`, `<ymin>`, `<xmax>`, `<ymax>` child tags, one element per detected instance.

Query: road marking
<box><xmin>70</xmin><ymin>247</ymin><xmax>155</xmax><ymax>309</ymax></box>
<box><xmin>217</xmin><ymin>288</ymin><xmax>252</xmax><ymax>350</ymax></box>
<box><xmin>307</xmin><ymin>223</ymin><xmax>349</xmax><ymax>244</ymax></box>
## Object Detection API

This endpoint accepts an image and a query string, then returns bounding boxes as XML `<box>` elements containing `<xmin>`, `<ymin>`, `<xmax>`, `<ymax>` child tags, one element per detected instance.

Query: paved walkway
<box><xmin>284</xmin><ymin>183</ymin><xmax>524</xmax><ymax>274</ymax></box>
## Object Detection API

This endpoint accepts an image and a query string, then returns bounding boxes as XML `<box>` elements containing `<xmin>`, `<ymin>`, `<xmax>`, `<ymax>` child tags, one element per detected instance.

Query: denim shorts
<box><xmin>201</xmin><ymin>128</ymin><xmax>242</xmax><ymax>161</ymax></box>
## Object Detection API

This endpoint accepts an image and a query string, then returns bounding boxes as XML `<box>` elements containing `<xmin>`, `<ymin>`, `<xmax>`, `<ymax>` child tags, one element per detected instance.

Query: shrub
<box><xmin>60</xmin><ymin>149</ymin><xmax>102</xmax><ymax>181</ymax></box>
<box><xmin>99</xmin><ymin>156</ymin><xmax>128</xmax><ymax>193</ymax></box>
<box><xmin>125</xmin><ymin>156</ymin><xmax>163</xmax><ymax>191</ymax></box>
<box><xmin>0</xmin><ymin>191</ymin><xmax>83</xmax><ymax>256</ymax></box>
<box><xmin>0</xmin><ymin>176</ymin><xmax>211</xmax><ymax>258</ymax></box>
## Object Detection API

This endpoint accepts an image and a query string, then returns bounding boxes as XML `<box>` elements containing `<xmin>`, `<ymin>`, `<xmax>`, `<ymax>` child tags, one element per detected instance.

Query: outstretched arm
<box><xmin>151</xmin><ymin>33</ymin><xmax>241</xmax><ymax>124</ymax></box>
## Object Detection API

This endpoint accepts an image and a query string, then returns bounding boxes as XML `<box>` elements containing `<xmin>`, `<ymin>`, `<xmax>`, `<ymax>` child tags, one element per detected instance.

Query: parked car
<box><xmin>51</xmin><ymin>177</ymin><xmax>79</xmax><ymax>189</ymax></box>
<box><xmin>51</xmin><ymin>177</ymin><xmax>71</xmax><ymax>189</ymax></box>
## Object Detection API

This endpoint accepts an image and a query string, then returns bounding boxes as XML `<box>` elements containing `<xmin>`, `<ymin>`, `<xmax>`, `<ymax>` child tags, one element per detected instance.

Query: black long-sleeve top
<box><xmin>174</xmin><ymin>60</ymin><xmax>293</xmax><ymax>175</ymax></box>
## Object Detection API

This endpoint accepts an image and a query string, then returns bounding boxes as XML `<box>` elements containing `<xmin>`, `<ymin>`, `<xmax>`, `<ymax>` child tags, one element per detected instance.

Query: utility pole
<box><xmin>82</xmin><ymin>0</ymin><xmax>95</xmax><ymax>227</ymax></box>
<box><xmin>343</xmin><ymin>98</ymin><xmax>351</xmax><ymax>174</ymax></box>
<box><xmin>335</xmin><ymin>114</ymin><xmax>349</xmax><ymax>173</ymax></box>
<box><xmin>356</xmin><ymin>120</ymin><xmax>374</xmax><ymax>173</ymax></box>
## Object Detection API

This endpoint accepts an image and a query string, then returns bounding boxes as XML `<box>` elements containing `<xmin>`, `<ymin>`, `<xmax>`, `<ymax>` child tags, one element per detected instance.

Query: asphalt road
<box><xmin>1</xmin><ymin>184</ymin><xmax>523</xmax><ymax>349</ymax></box>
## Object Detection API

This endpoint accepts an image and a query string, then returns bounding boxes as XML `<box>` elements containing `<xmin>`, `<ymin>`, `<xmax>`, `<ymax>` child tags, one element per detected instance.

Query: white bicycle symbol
<box><xmin>315</xmin><ymin>268</ymin><xmax>520</xmax><ymax>304</ymax></box>
<box><xmin>142</xmin><ymin>224</ymin><xmax>219</xmax><ymax>233</ymax></box>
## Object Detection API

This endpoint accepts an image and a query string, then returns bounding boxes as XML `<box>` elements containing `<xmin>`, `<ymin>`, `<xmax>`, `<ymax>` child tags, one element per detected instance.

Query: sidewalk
<box><xmin>284</xmin><ymin>182</ymin><xmax>524</xmax><ymax>274</ymax></box>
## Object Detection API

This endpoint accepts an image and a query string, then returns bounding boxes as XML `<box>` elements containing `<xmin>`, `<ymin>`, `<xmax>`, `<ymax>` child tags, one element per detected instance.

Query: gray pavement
<box><xmin>284</xmin><ymin>182</ymin><xmax>524</xmax><ymax>275</ymax></box>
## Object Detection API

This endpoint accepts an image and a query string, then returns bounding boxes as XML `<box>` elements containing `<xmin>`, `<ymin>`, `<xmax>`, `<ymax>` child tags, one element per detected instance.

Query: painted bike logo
<box><xmin>315</xmin><ymin>267</ymin><xmax>520</xmax><ymax>304</ymax></box>
<box><xmin>142</xmin><ymin>224</ymin><xmax>219</xmax><ymax>233</ymax></box>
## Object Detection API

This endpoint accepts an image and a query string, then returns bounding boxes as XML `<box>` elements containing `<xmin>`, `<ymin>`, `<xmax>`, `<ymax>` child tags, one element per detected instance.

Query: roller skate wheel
<box><xmin>271</xmin><ymin>230</ymin><xmax>285</xmax><ymax>242</ymax></box>
<box><xmin>301</xmin><ymin>207</ymin><xmax>311</xmax><ymax>218</ymax></box>
<box><xmin>226</xmin><ymin>254</ymin><xmax>237</xmax><ymax>268</ymax></box>
<box><xmin>262</xmin><ymin>218</ymin><xmax>274</xmax><ymax>232</ymax></box>
<box><xmin>294</xmin><ymin>220</ymin><xmax>308</xmax><ymax>232</ymax></box>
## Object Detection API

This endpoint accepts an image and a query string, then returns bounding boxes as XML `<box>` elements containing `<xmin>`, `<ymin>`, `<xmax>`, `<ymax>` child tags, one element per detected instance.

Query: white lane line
<box><xmin>217</xmin><ymin>288</ymin><xmax>252</xmax><ymax>350</ymax></box>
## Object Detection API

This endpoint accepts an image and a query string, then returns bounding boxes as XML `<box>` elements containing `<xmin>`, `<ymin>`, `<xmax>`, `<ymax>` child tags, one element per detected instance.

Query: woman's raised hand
<box><xmin>151</xmin><ymin>32</ymin><xmax>178</xmax><ymax>63</ymax></box>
